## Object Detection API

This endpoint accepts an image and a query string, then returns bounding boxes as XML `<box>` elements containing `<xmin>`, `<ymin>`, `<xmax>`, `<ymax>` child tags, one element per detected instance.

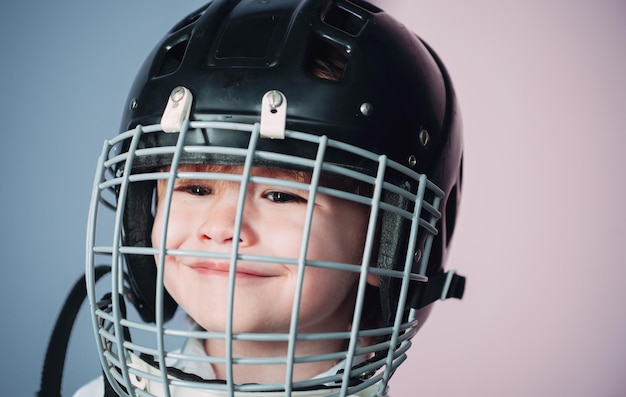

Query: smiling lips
<box><xmin>185</xmin><ymin>261</ymin><xmax>275</xmax><ymax>278</ymax></box>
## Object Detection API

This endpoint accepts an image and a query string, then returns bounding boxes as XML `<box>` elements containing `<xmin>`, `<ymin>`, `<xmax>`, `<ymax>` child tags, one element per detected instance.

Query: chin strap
<box><xmin>414</xmin><ymin>270</ymin><xmax>466</xmax><ymax>309</ymax></box>
<box><xmin>37</xmin><ymin>266</ymin><xmax>111</xmax><ymax>397</ymax></box>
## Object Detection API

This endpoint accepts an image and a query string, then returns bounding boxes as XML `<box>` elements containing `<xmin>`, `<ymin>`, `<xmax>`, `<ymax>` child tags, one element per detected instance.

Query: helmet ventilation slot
<box><xmin>307</xmin><ymin>36</ymin><xmax>350</xmax><ymax>81</ymax></box>
<box><xmin>155</xmin><ymin>38</ymin><xmax>189</xmax><ymax>77</ymax></box>
<box><xmin>322</xmin><ymin>4</ymin><xmax>367</xmax><ymax>36</ymax></box>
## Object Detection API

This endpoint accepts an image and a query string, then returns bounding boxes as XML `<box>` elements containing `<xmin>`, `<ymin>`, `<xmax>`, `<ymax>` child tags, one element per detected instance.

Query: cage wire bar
<box><xmin>86</xmin><ymin>118</ymin><xmax>444</xmax><ymax>396</ymax></box>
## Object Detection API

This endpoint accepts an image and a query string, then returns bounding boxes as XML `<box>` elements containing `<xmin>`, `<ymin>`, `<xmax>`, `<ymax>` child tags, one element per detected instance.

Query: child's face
<box><xmin>152</xmin><ymin>164</ymin><xmax>378</xmax><ymax>335</ymax></box>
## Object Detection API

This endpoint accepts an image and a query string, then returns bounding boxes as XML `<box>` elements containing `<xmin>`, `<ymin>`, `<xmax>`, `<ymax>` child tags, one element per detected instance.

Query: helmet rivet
<box><xmin>267</xmin><ymin>90</ymin><xmax>283</xmax><ymax>112</ymax></box>
<box><xmin>129</xmin><ymin>98</ymin><xmax>138</xmax><ymax>111</ymax></box>
<box><xmin>360</xmin><ymin>102</ymin><xmax>374</xmax><ymax>116</ymax></box>
<box><xmin>170</xmin><ymin>86</ymin><xmax>186</xmax><ymax>102</ymax></box>
<box><xmin>408</xmin><ymin>155</ymin><xmax>418</xmax><ymax>168</ymax></box>
<box><xmin>414</xmin><ymin>249</ymin><xmax>422</xmax><ymax>264</ymax></box>
<box><xmin>419</xmin><ymin>128</ymin><xmax>431</xmax><ymax>148</ymax></box>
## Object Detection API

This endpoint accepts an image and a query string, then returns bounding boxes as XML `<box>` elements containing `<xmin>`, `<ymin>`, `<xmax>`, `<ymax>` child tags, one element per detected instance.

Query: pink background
<box><xmin>374</xmin><ymin>1</ymin><xmax>626</xmax><ymax>395</ymax></box>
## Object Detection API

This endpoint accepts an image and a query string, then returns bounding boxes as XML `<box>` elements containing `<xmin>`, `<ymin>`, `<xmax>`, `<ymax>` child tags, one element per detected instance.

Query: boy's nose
<box><xmin>197</xmin><ymin>193</ymin><xmax>255</xmax><ymax>247</ymax></box>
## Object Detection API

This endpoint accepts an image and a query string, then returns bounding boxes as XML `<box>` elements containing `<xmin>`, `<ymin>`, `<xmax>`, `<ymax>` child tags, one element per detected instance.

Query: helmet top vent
<box><xmin>323</xmin><ymin>3</ymin><xmax>366</xmax><ymax>36</ymax></box>
<box><xmin>156</xmin><ymin>39</ymin><xmax>190</xmax><ymax>77</ymax></box>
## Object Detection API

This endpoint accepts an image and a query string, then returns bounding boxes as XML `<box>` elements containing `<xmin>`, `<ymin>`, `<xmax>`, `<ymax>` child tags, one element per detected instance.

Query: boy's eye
<box><xmin>175</xmin><ymin>184</ymin><xmax>212</xmax><ymax>196</ymax></box>
<box><xmin>264</xmin><ymin>191</ymin><xmax>307</xmax><ymax>204</ymax></box>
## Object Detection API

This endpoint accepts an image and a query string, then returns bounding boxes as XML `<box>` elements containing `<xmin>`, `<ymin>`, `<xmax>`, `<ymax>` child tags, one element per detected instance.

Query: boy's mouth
<box><xmin>184</xmin><ymin>261</ymin><xmax>276</xmax><ymax>278</ymax></box>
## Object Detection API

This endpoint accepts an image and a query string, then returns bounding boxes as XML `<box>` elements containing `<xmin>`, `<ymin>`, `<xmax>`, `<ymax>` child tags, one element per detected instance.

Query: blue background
<box><xmin>0</xmin><ymin>2</ymin><xmax>205</xmax><ymax>395</ymax></box>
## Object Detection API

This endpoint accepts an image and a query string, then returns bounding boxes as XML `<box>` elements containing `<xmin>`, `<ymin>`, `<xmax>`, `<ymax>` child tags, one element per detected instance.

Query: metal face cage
<box><xmin>86</xmin><ymin>116</ymin><xmax>445</xmax><ymax>397</ymax></box>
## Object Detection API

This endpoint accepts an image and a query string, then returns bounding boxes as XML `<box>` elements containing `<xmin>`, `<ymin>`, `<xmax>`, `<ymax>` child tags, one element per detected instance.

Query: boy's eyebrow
<box><xmin>159</xmin><ymin>165</ymin><xmax>370</xmax><ymax>198</ymax></box>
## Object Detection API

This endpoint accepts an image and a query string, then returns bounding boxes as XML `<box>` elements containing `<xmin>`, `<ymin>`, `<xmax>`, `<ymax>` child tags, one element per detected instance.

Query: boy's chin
<box><xmin>191</xmin><ymin>317</ymin><xmax>287</xmax><ymax>338</ymax></box>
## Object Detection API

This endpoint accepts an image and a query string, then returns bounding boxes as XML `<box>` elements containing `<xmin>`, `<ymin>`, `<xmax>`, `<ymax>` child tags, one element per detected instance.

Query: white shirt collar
<box><xmin>172</xmin><ymin>337</ymin><xmax>369</xmax><ymax>385</ymax></box>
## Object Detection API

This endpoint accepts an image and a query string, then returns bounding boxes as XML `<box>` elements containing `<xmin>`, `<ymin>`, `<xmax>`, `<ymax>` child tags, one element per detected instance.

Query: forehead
<box><xmin>172</xmin><ymin>163</ymin><xmax>309</xmax><ymax>181</ymax></box>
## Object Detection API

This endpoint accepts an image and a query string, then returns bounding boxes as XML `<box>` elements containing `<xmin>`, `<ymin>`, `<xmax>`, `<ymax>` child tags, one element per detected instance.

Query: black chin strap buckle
<box><xmin>416</xmin><ymin>270</ymin><xmax>466</xmax><ymax>309</ymax></box>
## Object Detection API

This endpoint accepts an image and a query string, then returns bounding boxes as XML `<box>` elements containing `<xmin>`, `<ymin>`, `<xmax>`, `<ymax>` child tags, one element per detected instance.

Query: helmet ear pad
<box><xmin>376</xmin><ymin>181</ymin><xmax>433</xmax><ymax>329</ymax></box>
<box><xmin>122</xmin><ymin>179</ymin><xmax>178</xmax><ymax>323</ymax></box>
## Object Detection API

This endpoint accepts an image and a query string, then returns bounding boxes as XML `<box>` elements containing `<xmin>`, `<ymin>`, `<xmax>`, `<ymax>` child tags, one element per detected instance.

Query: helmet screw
<box><xmin>360</xmin><ymin>102</ymin><xmax>374</xmax><ymax>116</ymax></box>
<box><xmin>267</xmin><ymin>90</ymin><xmax>283</xmax><ymax>112</ymax></box>
<box><xmin>408</xmin><ymin>155</ymin><xmax>418</xmax><ymax>168</ymax></box>
<box><xmin>419</xmin><ymin>128</ymin><xmax>431</xmax><ymax>149</ymax></box>
<box><xmin>129</xmin><ymin>98</ymin><xmax>138</xmax><ymax>111</ymax></box>
<box><xmin>170</xmin><ymin>86</ymin><xmax>186</xmax><ymax>102</ymax></box>
<box><xmin>414</xmin><ymin>249</ymin><xmax>422</xmax><ymax>264</ymax></box>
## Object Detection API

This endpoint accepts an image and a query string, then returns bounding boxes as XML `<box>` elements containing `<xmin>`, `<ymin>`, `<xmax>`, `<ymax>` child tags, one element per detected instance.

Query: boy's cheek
<box><xmin>366</xmin><ymin>272</ymin><xmax>380</xmax><ymax>287</ymax></box>
<box><xmin>151</xmin><ymin>217</ymin><xmax>176</xmax><ymax>249</ymax></box>
<box><xmin>151</xmin><ymin>217</ymin><xmax>163</xmax><ymax>247</ymax></box>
